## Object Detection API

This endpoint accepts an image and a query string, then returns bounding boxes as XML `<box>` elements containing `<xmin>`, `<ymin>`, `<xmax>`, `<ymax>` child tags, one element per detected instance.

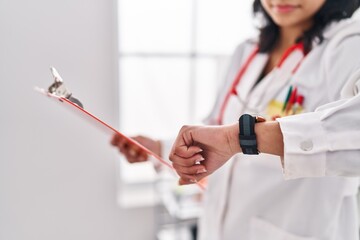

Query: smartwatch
<box><xmin>238</xmin><ymin>114</ymin><xmax>265</xmax><ymax>155</ymax></box>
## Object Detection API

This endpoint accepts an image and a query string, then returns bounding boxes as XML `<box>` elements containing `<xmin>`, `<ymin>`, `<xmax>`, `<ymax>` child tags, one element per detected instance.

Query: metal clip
<box><xmin>48</xmin><ymin>67</ymin><xmax>84</xmax><ymax>108</ymax></box>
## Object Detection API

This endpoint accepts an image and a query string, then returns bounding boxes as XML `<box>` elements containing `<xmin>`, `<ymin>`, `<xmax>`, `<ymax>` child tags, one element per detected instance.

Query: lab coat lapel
<box><xmin>234</xmin><ymin>53</ymin><xmax>269</xmax><ymax>102</ymax></box>
<box><xmin>221</xmin><ymin>53</ymin><xmax>268</xmax><ymax>124</ymax></box>
<box><xmin>247</xmin><ymin>49</ymin><xmax>305</xmax><ymax>113</ymax></box>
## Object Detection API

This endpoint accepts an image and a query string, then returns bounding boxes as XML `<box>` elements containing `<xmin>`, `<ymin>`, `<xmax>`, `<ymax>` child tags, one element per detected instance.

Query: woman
<box><xmin>113</xmin><ymin>0</ymin><xmax>360</xmax><ymax>239</ymax></box>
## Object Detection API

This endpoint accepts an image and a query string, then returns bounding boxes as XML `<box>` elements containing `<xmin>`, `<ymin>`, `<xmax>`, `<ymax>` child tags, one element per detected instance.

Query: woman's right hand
<box><xmin>111</xmin><ymin>134</ymin><xmax>162</xmax><ymax>163</ymax></box>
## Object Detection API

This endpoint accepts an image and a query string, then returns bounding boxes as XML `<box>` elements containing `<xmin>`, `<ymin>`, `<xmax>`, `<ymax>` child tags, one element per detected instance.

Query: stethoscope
<box><xmin>217</xmin><ymin>42</ymin><xmax>306</xmax><ymax>125</ymax></box>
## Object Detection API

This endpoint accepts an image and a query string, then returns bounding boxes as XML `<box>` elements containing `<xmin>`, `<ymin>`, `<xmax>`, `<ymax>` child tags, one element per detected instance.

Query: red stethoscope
<box><xmin>217</xmin><ymin>42</ymin><xmax>306</xmax><ymax>125</ymax></box>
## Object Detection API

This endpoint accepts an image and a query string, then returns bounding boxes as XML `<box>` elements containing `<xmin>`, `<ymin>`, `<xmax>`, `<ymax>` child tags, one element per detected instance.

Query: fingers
<box><xmin>122</xmin><ymin>143</ymin><xmax>148</xmax><ymax>163</ymax></box>
<box><xmin>173</xmin><ymin>159</ymin><xmax>208</xmax><ymax>185</ymax></box>
<box><xmin>178</xmin><ymin>172</ymin><xmax>208</xmax><ymax>185</ymax></box>
<box><xmin>125</xmin><ymin>148</ymin><xmax>148</xmax><ymax>163</ymax></box>
<box><xmin>172</xmin><ymin>163</ymin><xmax>207</xmax><ymax>175</ymax></box>
<box><xmin>169</xmin><ymin>126</ymin><xmax>208</xmax><ymax>185</ymax></box>
<box><xmin>171</xmin><ymin>147</ymin><xmax>208</xmax><ymax>186</ymax></box>
<box><xmin>170</xmin><ymin>144</ymin><xmax>203</xmax><ymax>169</ymax></box>
<box><xmin>111</xmin><ymin>134</ymin><xmax>148</xmax><ymax>163</ymax></box>
<box><xmin>173</xmin><ymin>145</ymin><xmax>203</xmax><ymax>158</ymax></box>
<box><xmin>174</xmin><ymin>159</ymin><xmax>209</xmax><ymax>185</ymax></box>
<box><xmin>171</xmin><ymin>153</ymin><xmax>204</xmax><ymax>167</ymax></box>
<box><xmin>111</xmin><ymin>134</ymin><xmax>120</xmax><ymax>146</ymax></box>
<box><xmin>179</xmin><ymin>177</ymin><xmax>196</xmax><ymax>185</ymax></box>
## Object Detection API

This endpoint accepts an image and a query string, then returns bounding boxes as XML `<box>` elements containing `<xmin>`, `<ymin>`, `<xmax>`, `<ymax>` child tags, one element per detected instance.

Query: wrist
<box><xmin>226</xmin><ymin>123</ymin><xmax>242</xmax><ymax>155</ymax></box>
<box><xmin>254</xmin><ymin>121</ymin><xmax>284</xmax><ymax>156</ymax></box>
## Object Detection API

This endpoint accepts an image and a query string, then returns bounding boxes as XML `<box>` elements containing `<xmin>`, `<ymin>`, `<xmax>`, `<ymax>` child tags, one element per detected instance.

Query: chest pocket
<box><xmin>265</xmin><ymin>84</ymin><xmax>305</xmax><ymax>120</ymax></box>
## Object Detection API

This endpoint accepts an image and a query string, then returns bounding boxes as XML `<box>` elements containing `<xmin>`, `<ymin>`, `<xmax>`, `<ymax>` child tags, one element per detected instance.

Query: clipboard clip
<box><xmin>48</xmin><ymin>67</ymin><xmax>84</xmax><ymax>108</ymax></box>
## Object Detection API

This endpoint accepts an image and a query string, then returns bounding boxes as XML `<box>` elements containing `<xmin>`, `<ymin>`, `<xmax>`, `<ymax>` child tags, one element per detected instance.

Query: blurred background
<box><xmin>3</xmin><ymin>1</ymin><xmax>357</xmax><ymax>240</ymax></box>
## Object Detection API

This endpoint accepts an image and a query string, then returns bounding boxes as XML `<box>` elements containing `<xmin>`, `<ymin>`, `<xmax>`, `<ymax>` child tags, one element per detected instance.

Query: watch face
<box><xmin>239</xmin><ymin>114</ymin><xmax>260</xmax><ymax>155</ymax></box>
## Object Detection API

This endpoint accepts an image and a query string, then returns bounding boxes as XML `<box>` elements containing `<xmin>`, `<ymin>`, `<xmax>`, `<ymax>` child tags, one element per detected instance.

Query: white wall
<box><xmin>0</xmin><ymin>0</ymin><xmax>155</xmax><ymax>239</ymax></box>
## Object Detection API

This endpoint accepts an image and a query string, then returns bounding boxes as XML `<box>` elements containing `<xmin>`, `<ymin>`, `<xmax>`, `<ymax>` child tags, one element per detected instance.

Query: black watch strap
<box><xmin>239</xmin><ymin>114</ymin><xmax>264</xmax><ymax>155</ymax></box>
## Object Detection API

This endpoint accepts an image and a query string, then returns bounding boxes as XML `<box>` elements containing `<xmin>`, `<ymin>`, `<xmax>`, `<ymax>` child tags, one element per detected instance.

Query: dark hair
<box><xmin>253</xmin><ymin>0</ymin><xmax>360</xmax><ymax>53</ymax></box>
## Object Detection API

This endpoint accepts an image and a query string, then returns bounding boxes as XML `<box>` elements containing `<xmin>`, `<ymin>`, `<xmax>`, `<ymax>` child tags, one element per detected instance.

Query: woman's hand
<box><xmin>111</xmin><ymin>134</ymin><xmax>161</xmax><ymax>163</ymax></box>
<box><xmin>169</xmin><ymin>120</ymin><xmax>284</xmax><ymax>184</ymax></box>
<box><xmin>169</xmin><ymin>124</ymin><xmax>241</xmax><ymax>185</ymax></box>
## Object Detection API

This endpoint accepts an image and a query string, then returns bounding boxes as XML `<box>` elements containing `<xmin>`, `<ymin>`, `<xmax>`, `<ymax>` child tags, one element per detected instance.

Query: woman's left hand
<box><xmin>169</xmin><ymin>124</ymin><xmax>240</xmax><ymax>185</ymax></box>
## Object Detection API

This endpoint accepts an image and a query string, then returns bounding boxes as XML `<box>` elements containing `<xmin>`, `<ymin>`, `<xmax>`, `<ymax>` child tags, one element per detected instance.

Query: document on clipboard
<box><xmin>36</xmin><ymin>67</ymin><xmax>206</xmax><ymax>190</ymax></box>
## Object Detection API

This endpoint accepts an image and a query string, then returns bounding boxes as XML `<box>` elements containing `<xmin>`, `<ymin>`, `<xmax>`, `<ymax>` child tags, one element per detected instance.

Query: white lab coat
<box><xmin>196</xmin><ymin>19</ymin><xmax>360</xmax><ymax>240</ymax></box>
<box><xmin>278</xmin><ymin>67</ymin><xmax>360</xmax><ymax>179</ymax></box>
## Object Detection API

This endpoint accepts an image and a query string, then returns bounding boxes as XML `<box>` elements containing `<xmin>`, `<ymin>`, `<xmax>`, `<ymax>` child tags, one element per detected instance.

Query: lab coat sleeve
<box><xmin>277</xmin><ymin>36</ymin><xmax>360</xmax><ymax>179</ymax></box>
<box><xmin>278</xmin><ymin>91</ymin><xmax>360</xmax><ymax>179</ymax></box>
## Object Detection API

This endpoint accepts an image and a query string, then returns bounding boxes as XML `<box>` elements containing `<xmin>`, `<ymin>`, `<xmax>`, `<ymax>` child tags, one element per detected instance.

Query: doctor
<box><xmin>168</xmin><ymin>0</ymin><xmax>360</xmax><ymax>240</ymax></box>
<box><xmin>112</xmin><ymin>0</ymin><xmax>360</xmax><ymax>239</ymax></box>
<box><xmin>170</xmin><ymin>67</ymin><xmax>360</xmax><ymax>180</ymax></box>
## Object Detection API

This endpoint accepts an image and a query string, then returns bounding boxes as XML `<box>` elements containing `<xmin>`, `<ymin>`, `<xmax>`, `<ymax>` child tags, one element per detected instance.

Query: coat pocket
<box><xmin>249</xmin><ymin>217</ymin><xmax>319</xmax><ymax>240</ymax></box>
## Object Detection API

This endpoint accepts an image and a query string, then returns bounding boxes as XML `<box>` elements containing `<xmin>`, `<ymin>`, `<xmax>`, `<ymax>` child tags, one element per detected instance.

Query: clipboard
<box><xmin>36</xmin><ymin>67</ymin><xmax>206</xmax><ymax>190</ymax></box>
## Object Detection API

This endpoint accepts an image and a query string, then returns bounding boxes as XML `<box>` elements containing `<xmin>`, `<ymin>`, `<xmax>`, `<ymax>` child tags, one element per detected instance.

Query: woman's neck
<box><xmin>278</xmin><ymin>21</ymin><xmax>313</xmax><ymax>50</ymax></box>
<box><xmin>278</xmin><ymin>28</ymin><xmax>302</xmax><ymax>50</ymax></box>
<box><xmin>263</xmin><ymin>22</ymin><xmax>312</xmax><ymax>75</ymax></box>
<box><xmin>262</xmin><ymin>22</ymin><xmax>313</xmax><ymax>76</ymax></box>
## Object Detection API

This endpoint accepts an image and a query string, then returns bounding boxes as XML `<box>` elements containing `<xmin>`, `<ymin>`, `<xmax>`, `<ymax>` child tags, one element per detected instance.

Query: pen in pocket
<box><xmin>285</xmin><ymin>87</ymin><xmax>297</xmax><ymax>115</ymax></box>
<box><xmin>282</xmin><ymin>85</ymin><xmax>293</xmax><ymax>112</ymax></box>
<box><xmin>292</xmin><ymin>95</ymin><xmax>304</xmax><ymax>115</ymax></box>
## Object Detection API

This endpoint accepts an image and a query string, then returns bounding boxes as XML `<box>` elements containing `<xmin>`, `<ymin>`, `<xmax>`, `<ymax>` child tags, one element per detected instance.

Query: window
<box><xmin>117</xmin><ymin>0</ymin><xmax>255</xmax><ymax>207</ymax></box>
